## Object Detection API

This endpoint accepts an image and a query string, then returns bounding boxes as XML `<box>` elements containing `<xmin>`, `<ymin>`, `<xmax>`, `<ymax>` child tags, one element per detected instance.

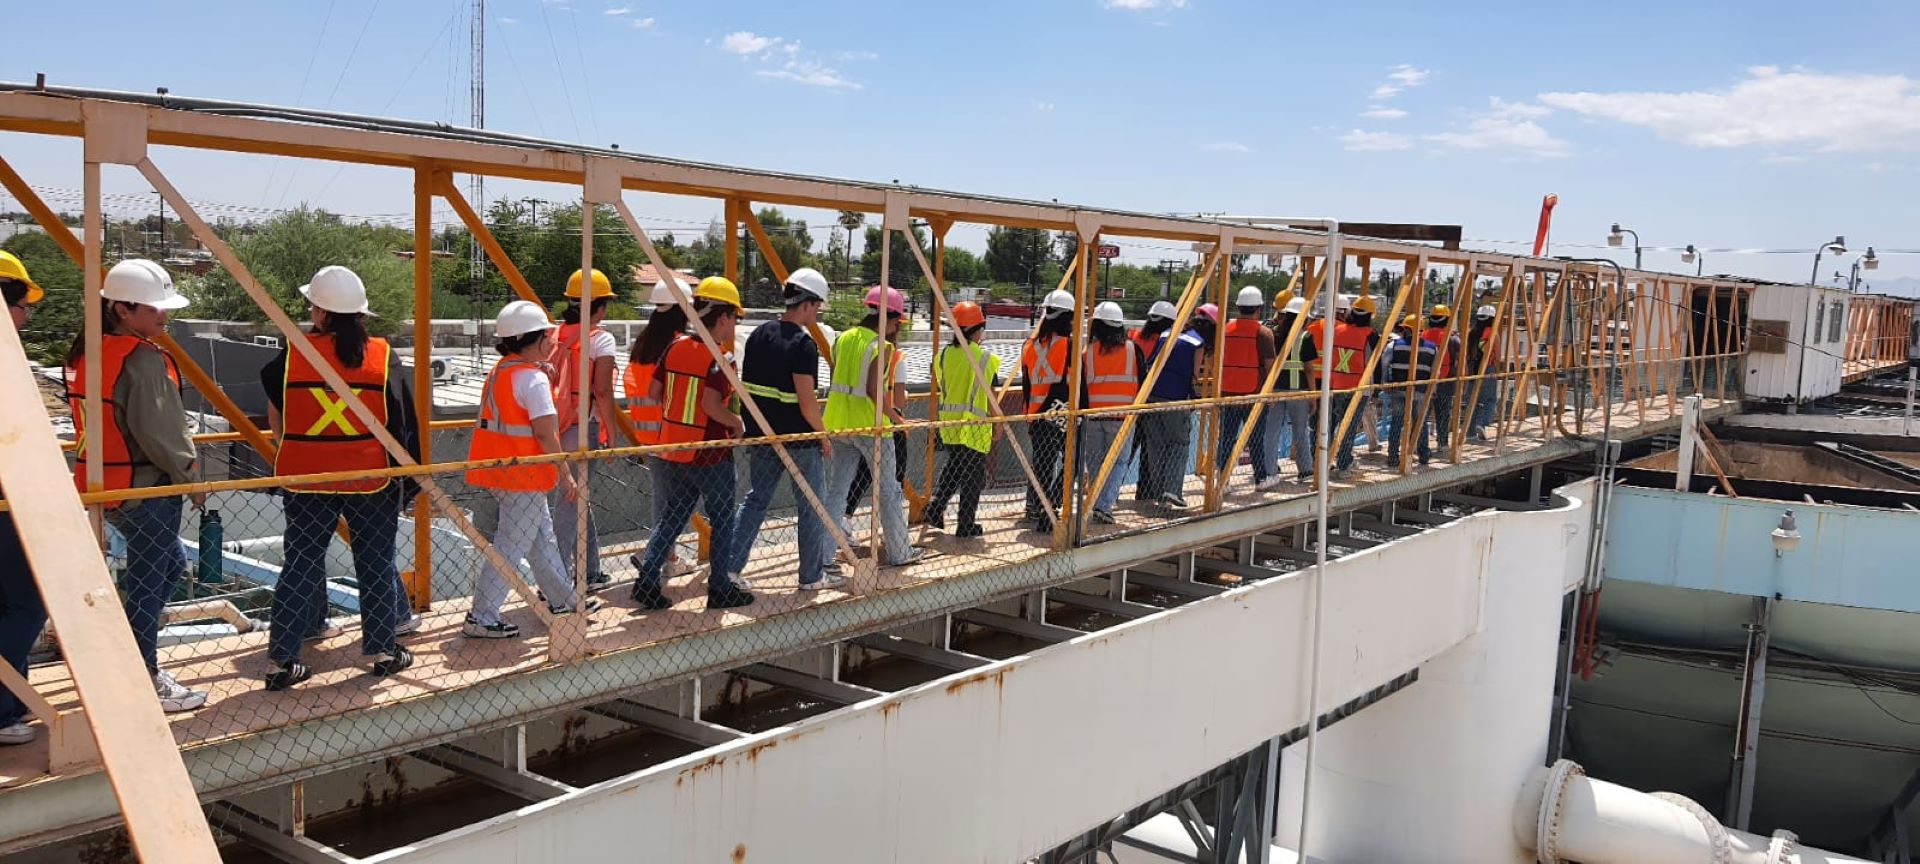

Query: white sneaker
<box><xmin>305</xmin><ymin>619</ymin><xmax>345</xmax><ymax>642</ymax></box>
<box><xmin>1256</xmin><ymin>475</ymin><xmax>1285</xmax><ymax>491</ymax></box>
<box><xmin>798</xmin><ymin>572</ymin><xmax>849</xmax><ymax>591</ymax></box>
<box><xmin>152</xmin><ymin>670</ymin><xmax>208</xmax><ymax>713</ymax></box>
<box><xmin>394</xmin><ymin>613</ymin><xmax>422</xmax><ymax>636</ymax></box>
<box><xmin>0</xmin><ymin>721</ymin><xmax>35</xmax><ymax>746</ymax></box>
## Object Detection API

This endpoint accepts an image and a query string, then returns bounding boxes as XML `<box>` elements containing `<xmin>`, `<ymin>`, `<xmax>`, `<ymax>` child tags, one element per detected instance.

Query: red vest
<box><xmin>1420</xmin><ymin>326</ymin><xmax>1457</xmax><ymax>378</ymax></box>
<box><xmin>67</xmin><ymin>334</ymin><xmax>180</xmax><ymax>505</ymax></box>
<box><xmin>549</xmin><ymin>323</ymin><xmax>607</xmax><ymax>434</ymax></box>
<box><xmin>275</xmin><ymin>335</ymin><xmax>391</xmax><ymax>493</ymax></box>
<box><xmin>1220</xmin><ymin>318</ymin><xmax>1264</xmax><ymax>395</ymax></box>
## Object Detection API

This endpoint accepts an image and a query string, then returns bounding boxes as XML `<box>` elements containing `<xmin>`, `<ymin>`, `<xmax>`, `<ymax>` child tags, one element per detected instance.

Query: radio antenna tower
<box><xmin>468</xmin><ymin>0</ymin><xmax>485</xmax><ymax>281</ymax></box>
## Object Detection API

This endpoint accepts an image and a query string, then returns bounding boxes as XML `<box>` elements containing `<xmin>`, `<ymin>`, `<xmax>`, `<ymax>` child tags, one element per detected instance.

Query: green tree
<box><xmin>859</xmin><ymin>224</ymin><xmax>930</xmax><ymax>292</ymax></box>
<box><xmin>188</xmin><ymin>207</ymin><xmax>415</xmax><ymax>330</ymax></box>
<box><xmin>984</xmin><ymin>226</ymin><xmax>1053</xmax><ymax>285</ymax></box>
<box><xmin>3</xmin><ymin>231</ymin><xmax>83</xmax><ymax>365</ymax></box>
<box><xmin>743</xmin><ymin>207</ymin><xmax>816</xmax><ymax>306</ymax></box>
<box><xmin>939</xmin><ymin>246</ymin><xmax>984</xmax><ymax>287</ymax></box>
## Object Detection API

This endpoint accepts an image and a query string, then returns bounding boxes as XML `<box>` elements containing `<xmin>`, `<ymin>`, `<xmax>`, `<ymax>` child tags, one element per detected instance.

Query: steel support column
<box><xmin>1726</xmin><ymin>595</ymin><xmax>1774</xmax><ymax>831</ymax></box>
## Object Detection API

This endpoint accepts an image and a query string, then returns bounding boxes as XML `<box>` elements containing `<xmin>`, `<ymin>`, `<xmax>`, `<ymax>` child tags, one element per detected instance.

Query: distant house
<box><xmin>631</xmin><ymin>263</ymin><xmax>700</xmax><ymax>300</ymax></box>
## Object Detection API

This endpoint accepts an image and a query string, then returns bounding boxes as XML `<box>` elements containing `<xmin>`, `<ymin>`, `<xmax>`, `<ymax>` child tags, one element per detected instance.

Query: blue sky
<box><xmin>3</xmin><ymin>0</ymin><xmax>1917</xmax><ymax>289</ymax></box>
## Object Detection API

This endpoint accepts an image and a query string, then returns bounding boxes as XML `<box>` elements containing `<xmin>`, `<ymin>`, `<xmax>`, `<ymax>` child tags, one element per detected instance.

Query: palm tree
<box><xmin>836</xmin><ymin>210</ymin><xmax>864</xmax><ymax>285</ymax></box>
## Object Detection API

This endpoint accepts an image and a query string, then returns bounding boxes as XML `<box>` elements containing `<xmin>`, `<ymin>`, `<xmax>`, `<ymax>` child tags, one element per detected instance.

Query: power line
<box><xmin>259</xmin><ymin>0</ymin><xmax>339</xmax><ymax>207</ymax></box>
<box><xmin>535</xmin><ymin>0</ymin><xmax>583</xmax><ymax>143</ymax></box>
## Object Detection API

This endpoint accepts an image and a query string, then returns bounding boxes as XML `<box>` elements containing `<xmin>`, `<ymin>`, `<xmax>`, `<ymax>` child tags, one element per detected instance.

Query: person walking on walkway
<box><xmin>624</xmin><ymin>283</ymin><xmax>696</xmax><ymax>581</ymax></box>
<box><xmin>1307</xmin><ymin>295</ymin><xmax>1378</xmax><ymax>478</ymax></box>
<box><xmin>1138</xmin><ymin>304</ymin><xmax>1214</xmax><ymax>508</ymax></box>
<box><xmin>822</xmin><ymin>286</ymin><xmax>922</xmax><ymax>568</ymax></box>
<box><xmin>631</xmin><ymin>278</ymin><xmax>756</xmax><ymax>610</ymax></box>
<box><xmin>550</xmin><ymin>268</ymin><xmax>619</xmax><ymax>591</ymax></box>
<box><xmin>463</xmin><ymin>301</ymin><xmax>594</xmax><ymax>638</ymax></box>
<box><xmin>1466</xmin><ymin>305</ymin><xmax>1503</xmax><ymax>442</ymax></box>
<box><xmin>1019</xmin><ymin>289</ymin><xmax>1076</xmax><ymax>533</ymax></box>
<box><xmin>1419</xmin><ymin>305</ymin><xmax>1464</xmax><ymax>451</ymax></box>
<box><xmin>927</xmin><ymin>301</ymin><xmax>1000</xmax><ymax>538</ymax></box>
<box><xmin>64</xmin><ymin>259</ymin><xmax>207</xmax><ymax>711</ymax></box>
<box><xmin>1382</xmin><ymin>315</ymin><xmax>1438</xmax><ymax>467</ymax></box>
<box><xmin>1216</xmin><ymin>286</ymin><xmax>1276</xmax><ymax>487</ymax></box>
<box><xmin>0</xmin><ymin>253</ymin><xmax>48</xmax><ymax>743</ymax></box>
<box><xmin>730</xmin><ymin>268</ymin><xmax>837</xmax><ymax>590</ymax></box>
<box><xmin>1080</xmin><ymin>302</ymin><xmax>1144</xmax><ymax>524</ymax></box>
<box><xmin>258</xmin><ymin>266</ymin><xmax>416</xmax><ymax>689</ymax></box>
<box><xmin>1266</xmin><ymin>296</ymin><xmax>1315</xmax><ymax>482</ymax></box>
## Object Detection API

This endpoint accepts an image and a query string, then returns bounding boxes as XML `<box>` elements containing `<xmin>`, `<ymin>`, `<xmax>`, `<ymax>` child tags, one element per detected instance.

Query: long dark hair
<box><xmin>561</xmin><ymin>297</ymin><xmax>609</xmax><ymax>325</ymax></box>
<box><xmin>67</xmin><ymin>299</ymin><xmax>134</xmax><ymax>366</ymax></box>
<box><xmin>1091</xmin><ymin>320</ymin><xmax>1127</xmax><ymax>349</ymax></box>
<box><xmin>1189</xmin><ymin>318</ymin><xmax>1216</xmax><ymax>347</ymax></box>
<box><xmin>633</xmin><ymin>304</ymin><xmax>689</xmax><ymax>365</ymax></box>
<box><xmin>1140</xmin><ymin>316</ymin><xmax>1174</xmax><ymax>337</ymax></box>
<box><xmin>496</xmin><ymin>330</ymin><xmax>545</xmax><ymax>357</ymax></box>
<box><xmin>319</xmin><ymin>310</ymin><xmax>370</xmax><ymax>369</ymax></box>
<box><xmin>1039</xmin><ymin>312</ymin><xmax>1073</xmax><ymax>339</ymax></box>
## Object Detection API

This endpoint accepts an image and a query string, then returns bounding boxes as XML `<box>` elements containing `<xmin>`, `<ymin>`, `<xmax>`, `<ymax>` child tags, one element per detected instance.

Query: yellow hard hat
<box><xmin>693</xmin><ymin>276</ymin><xmax>743</xmax><ymax>312</ymax></box>
<box><xmin>1401</xmin><ymin>314</ymin><xmax>1419</xmax><ymax>329</ymax></box>
<box><xmin>1429</xmin><ymin>304</ymin><xmax>1452</xmax><ymax>319</ymax></box>
<box><xmin>0</xmin><ymin>251</ymin><xmax>42</xmax><ymax>305</ymax></box>
<box><xmin>565</xmin><ymin>268</ymin><xmax>615</xmax><ymax>300</ymax></box>
<box><xmin>1272</xmin><ymin>288</ymin><xmax>1296</xmax><ymax>309</ymax></box>
<box><xmin>1352</xmin><ymin>295</ymin><xmax>1377</xmax><ymax>314</ymax></box>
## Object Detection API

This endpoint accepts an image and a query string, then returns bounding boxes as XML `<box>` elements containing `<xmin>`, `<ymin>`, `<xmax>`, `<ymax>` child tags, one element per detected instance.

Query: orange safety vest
<box><xmin>549</xmin><ymin>323</ymin><xmax>607</xmax><ymax>434</ymax></box>
<box><xmin>1220</xmin><ymin>318</ymin><xmax>1264</xmax><ymax>395</ymax></box>
<box><xmin>67</xmin><ymin>334</ymin><xmax>180</xmax><ymax>505</ymax></box>
<box><xmin>1421</xmin><ymin>326</ymin><xmax>1458</xmax><ymax>378</ymax></box>
<box><xmin>622</xmin><ymin>359</ymin><xmax>662</xmax><ymax>445</ymax></box>
<box><xmin>656</xmin><ymin>336</ymin><xmax>730</xmax><ymax>463</ymax></box>
<box><xmin>275</xmin><ymin>335</ymin><xmax>391</xmax><ymax>493</ymax></box>
<box><xmin>465</xmin><ymin>358</ymin><xmax>558</xmax><ymax>492</ymax></box>
<box><xmin>1130</xmin><ymin>328</ymin><xmax>1164</xmax><ymax>363</ymax></box>
<box><xmin>1022</xmin><ymin>334</ymin><xmax>1069</xmax><ymax>414</ymax></box>
<box><xmin>1083</xmin><ymin>343</ymin><xmax>1138</xmax><ymax>413</ymax></box>
<box><xmin>1310</xmin><ymin>322</ymin><xmax>1373</xmax><ymax>391</ymax></box>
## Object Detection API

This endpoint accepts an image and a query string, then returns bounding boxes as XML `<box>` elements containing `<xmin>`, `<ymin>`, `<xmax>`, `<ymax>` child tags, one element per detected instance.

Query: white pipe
<box><xmin>161</xmin><ymin>599</ymin><xmax>258</xmax><ymax>634</ymax></box>
<box><xmin>1516</xmin><ymin>760</ymin><xmax>1872</xmax><ymax>864</ymax></box>
<box><xmin>1299</xmin><ymin>219</ymin><xmax>1340</xmax><ymax>864</ymax></box>
<box><xmin>1676</xmin><ymin>394</ymin><xmax>1701</xmax><ymax>491</ymax></box>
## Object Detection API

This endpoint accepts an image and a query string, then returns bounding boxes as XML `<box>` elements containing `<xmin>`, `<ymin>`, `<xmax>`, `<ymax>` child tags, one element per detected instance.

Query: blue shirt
<box><xmin>1149</xmin><ymin>330</ymin><xmax>1205</xmax><ymax>402</ymax></box>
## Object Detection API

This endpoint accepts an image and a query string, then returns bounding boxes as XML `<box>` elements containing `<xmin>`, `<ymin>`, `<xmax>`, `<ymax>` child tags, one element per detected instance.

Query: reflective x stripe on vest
<box><xmin>276</xmin><ymin>335</ymin><xmax>392</xmax><ymax>493</ymax></box>
<box><xmin>1023</xmin><ymin>334</ymin><xmax>1067</xmax><ymax>414</ymax></box>
<box><xmin>1328</xmin><ymin>323</ymin><xmax>1373</xmax><ymax>391</ymax></box>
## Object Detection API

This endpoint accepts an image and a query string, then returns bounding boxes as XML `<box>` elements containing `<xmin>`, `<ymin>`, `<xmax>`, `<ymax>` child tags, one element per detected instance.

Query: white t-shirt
<box><xmin>510</xmin><ymin>365</ymin><xmax>558</xmax><ymax>420</ymax></box>
<box><xmin>584</xmin><ymin>329</ymin><xmax>617</xmax><ymax>361</ymax></box>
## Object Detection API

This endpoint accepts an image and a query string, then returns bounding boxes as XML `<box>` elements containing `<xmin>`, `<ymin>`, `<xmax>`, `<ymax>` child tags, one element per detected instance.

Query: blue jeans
<box><xmin>0</xmin><ymin>512</ymin><xmax>45</xmax><ymax>725</ymax></box>
<box><xmin>822</xmin><ymin>435</ymin><xmax>911</xmax><ymax>565</ymax></box>
<box><xmin>731</xmin><ymin>444</ymin><xmax>826</xmax><ymax>585</ymax></box>
<box><xmin>1267</xmin><ymin>397</ymin><xmax>1314</xmax><ymax>476</ymax></box>
<box><xmin>1328</xmin><ymin>393</ymin><xmax>1363</xmax><ymax>471</ymax></box>
<box><xmin>1469</xmin><ymin>379</ymin><xmax>1501</xmax><ymax>437</ymax></box>
<box><xmin>1215</xmin><ymin>403</ymin><xmax>1270</xmax><ymax>481</ymax></box>
<box><xmin>1079</xmin><ymin>420</ymin><xmax>1132</xmax><ymax>514</ymax></box>
<box><xmin>1382</xmin><ymin>390</ymin><xmax>1432</xmax><ymax>463</ymax></box>
<box><xmin>105</xmin><ymin>495</ymin><xmax>186</xmax><ymax>674</ymax></box>
<box><xmin>1429</xmin><ymin>382</ymin><xmax>1456</xmax><ymax>448</ymax></box>
<box><xmin>270</xmin><ymin>489</ymin><xmax>402</xmax><ymax>664</ymax></box>
<box><xmin>636</xmin><ymin>459</ymin><xmax>738</xmax><ymax>596</ymax></box>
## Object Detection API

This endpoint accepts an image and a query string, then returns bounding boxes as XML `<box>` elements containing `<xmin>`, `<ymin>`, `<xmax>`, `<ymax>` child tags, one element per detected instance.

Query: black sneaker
<box><xmin>264</xmin><ymin>661</ymin><xmax>313</xmax><ymax>692</ymax></box>
<box><xmin>707</xmin><ymin>589</ymin><xmax>756</xmax><ymax>610</ymax></box>
<box><xmin>631</xmin><ymin>586</ymin><xmax>671</xmax><ymax>611</ymax></box>
<box><xmin>586</xmin><ymin>573</ymin><xmax>612</xmax><ymax>593</ymax></box>
<box><xmin>370</xmin><ymin>648</ymin><xmax>414</xmax><ymax>677</ymax></box>
<box><xmin>550</xmin><ymin>597</ymin><xmax>604</xmax><ymax>616</ymax></box>
<box><xmin>955</xmin><ymin>523</ymin><xmax>985</xmax><ymax>538</ymax></box>
<box><xmin>924</xmin><ymin>511</ymin><xmax>946</xmax><ymax>530</ymax></box>
<box><xmin>462</xmin><ymin>615</ymin><xmax>521</xmax><ymax>639</ymax></box>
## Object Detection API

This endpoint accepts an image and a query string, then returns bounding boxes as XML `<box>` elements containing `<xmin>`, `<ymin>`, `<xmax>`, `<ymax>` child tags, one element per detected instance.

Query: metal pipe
<box><xmin>1293</xmin><ymin>216</ymin><xmax>1339</xmax><ymax>862</ymax></box>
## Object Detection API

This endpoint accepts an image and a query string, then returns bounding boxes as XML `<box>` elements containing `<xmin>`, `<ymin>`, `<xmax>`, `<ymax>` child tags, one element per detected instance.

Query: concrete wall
<box><xmin>365</xmin><ymin>489</ymin><xmax>1591</xmax><ymax>864</ymax></box>
<box><xmin>1605</xmin><ymin>485</ymin><xmax>1920</xmax><ymax>613</ymax></box>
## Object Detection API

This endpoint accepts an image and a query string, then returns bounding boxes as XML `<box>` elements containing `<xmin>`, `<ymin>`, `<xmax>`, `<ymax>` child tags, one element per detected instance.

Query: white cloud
<box><xmin>1341</xmin><ymin>129</ymin><xmax>1412</xmax><ymax>152</ymax></box>
<box><xmin>630</xmin><ymin>16</ymin><xmax>654</xmax><ymax>28</ymax></box>
<box><xmin>721</xmin><ymin>31</ymin><xmax>780</xmax><ymax>55</ymax></box>
<box><xmin>757</xmin><ymin>60</ymin><xmax>861</xmax><ymax>90</ymax></box>
<box><xmin>1034</xmin><ymin>100</ymin><xmax>1056</xmax><ymax>112</ymax></box>
<box><xmin>1361</xmin><ymin>107</ymin><xmax>1408</xmax><ymax>120</ymax></box>
<box><xmin>1104</xmin><ymin>0</ymin><xmax>1189</xmax><ymax>8</ymax></box>
<box><xmin>1760</xmin><ymin>154</ymin><xmax>1806</xmax><ymax>164</ymax></box>
<box><xmin>497</xmin><ymin>16</ymin><xmax>518</xmax><ymax>25</ymax></box>
<box><xmin>1201</xmin><ymin>141</ymin><xmax>1252</xmax><ymax>153</ymax></box>
<box><xmin>1539</xmin><ymin>66</ymin><xmax>1920</xmax><ymax>152</ymax></box>
<box><xmin>1423</xmin><ymin>98</ymin><xmax>1568</xmax><ymax>157</ymax></box>
<box><xmin>603</xmin><ymin>6</ymin><xmax>630</xmax><ymax>14</ymax></box>
<box><xmin>839</xmin><ymin>50</ymin><xmax>880</xmax><ymax>61</ymax></box>
<box><xmin>1369</xmin><ymin>64</ymin><xmax>1431</xmax><ymax>101</ymax></box>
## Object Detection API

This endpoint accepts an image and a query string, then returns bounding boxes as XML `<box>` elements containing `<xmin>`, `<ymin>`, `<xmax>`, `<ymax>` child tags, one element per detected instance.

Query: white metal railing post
<box><xmin>1299</xmin><ymin>219</ymin><xmax>1339</xmax><ymax>861</ymax></box>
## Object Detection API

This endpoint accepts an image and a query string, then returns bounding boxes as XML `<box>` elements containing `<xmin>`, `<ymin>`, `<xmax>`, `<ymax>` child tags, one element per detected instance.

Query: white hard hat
<box><xmin>299</xmin><ymin>265</ymin><xmax>371</xmax><ymax>315</ymax></box>
<box><xmin>648</xmin><ymin>281</ymin><xmax>683</xmax><ymax>307</ymax></box>
<box><xmin>1283</xmin><ymin>297</ymin><xmax>1306</xmax><ymax>315</ymax></box>
<box><xmin>102</xmin><ymin>259</ymin><xmax>189</xmax><ymax>310</ymax></box>
<box><xmin>1476</xmin><ymin>305</ymin><xmax>1497</xmax><ymax>318</ymax></box>
<box><xmin>1235</xmin><ymin>286</ymin><xmax>1264</xmax><ymax>308</ymax></box>
<box><xmin>495</xmin><ymin>299</ymin><xmax>557</xmax><ymax>338</ymax></box>
<box><xmin>1043</xmin><ymin>289</ymin><xmax>1076</xmax><ymax>314</ymax></box>
<box><xmin>1092</xmin><ymin>302</ymin><xmax>1125</xmax><ymax>325</ymax></box>
<box><xmin>783</xmin><ymin>267</ymin><xmax>830</xmax><ymax>303</ymax></box>
<box><xmin>1336</xmin><ymin>293</ymin><xmax>1356</xmax><ymax>312</ymax></box>
<box><xmin>1147</xmin><ymin>300</ymin><xmax>1177</xmax><ymax>320</ymax></box>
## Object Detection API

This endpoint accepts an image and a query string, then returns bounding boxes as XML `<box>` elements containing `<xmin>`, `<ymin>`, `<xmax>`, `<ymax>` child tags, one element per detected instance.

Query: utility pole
<box><xmin>1158</xmin><ymin>259</ymin><xmax>1183</xmax><ymax>299</ymax></box>
<box><xmin>155</xmin><ymin>190</ymin><xmax>167</xmax><ymax>260</ymax></box>
<box><xmin>469</xmin><ymin>0</ymin><xmax>485</xmax><ymax>282</ymax></box>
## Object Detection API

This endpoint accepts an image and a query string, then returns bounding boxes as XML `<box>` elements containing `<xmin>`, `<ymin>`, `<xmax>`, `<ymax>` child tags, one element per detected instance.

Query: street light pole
<box><xmin>1849</xmin><ymin>247</ymin><xmax>1879</xmax><ymax>292</ymax></box>
<box><xmin>1810</xmin><ymin>235</ymin><xmax>1846</xmax><ymax>286</ymax></box>
<box><xmin>1682</xmin><ymin>244</ymin><xmax>1705</xmax><ymax>276</ymax></box>
<box><xmin>1607</xmin><ymin>223</ymin><xmax>1641</xmax><ymax>270</ymax></box>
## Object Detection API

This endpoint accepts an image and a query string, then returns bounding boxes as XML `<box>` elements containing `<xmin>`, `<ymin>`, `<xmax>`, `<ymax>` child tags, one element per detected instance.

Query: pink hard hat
<box><xmin>1196</xmin><ymin>303</ymin><xmax>1219</xmax><ymax>323</ymax></box>
<box><xmin>864</xmin><ymin>284</ymin><xmax>905</xmax><ymax>315</ymax></box>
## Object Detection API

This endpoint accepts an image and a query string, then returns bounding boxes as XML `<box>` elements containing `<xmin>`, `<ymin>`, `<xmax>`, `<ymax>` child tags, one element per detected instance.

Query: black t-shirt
<box><xmin>740</xmin><ymin>320</ymin><xmax>820</xmax><ymax>441</ymax></box>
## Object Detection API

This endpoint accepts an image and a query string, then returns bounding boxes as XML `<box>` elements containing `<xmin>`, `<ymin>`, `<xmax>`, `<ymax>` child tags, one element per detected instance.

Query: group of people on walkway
<box><xmin>0</xmin><ymin>252</ymin><xmax>1513</xmax><ymax>731</ymax></box>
